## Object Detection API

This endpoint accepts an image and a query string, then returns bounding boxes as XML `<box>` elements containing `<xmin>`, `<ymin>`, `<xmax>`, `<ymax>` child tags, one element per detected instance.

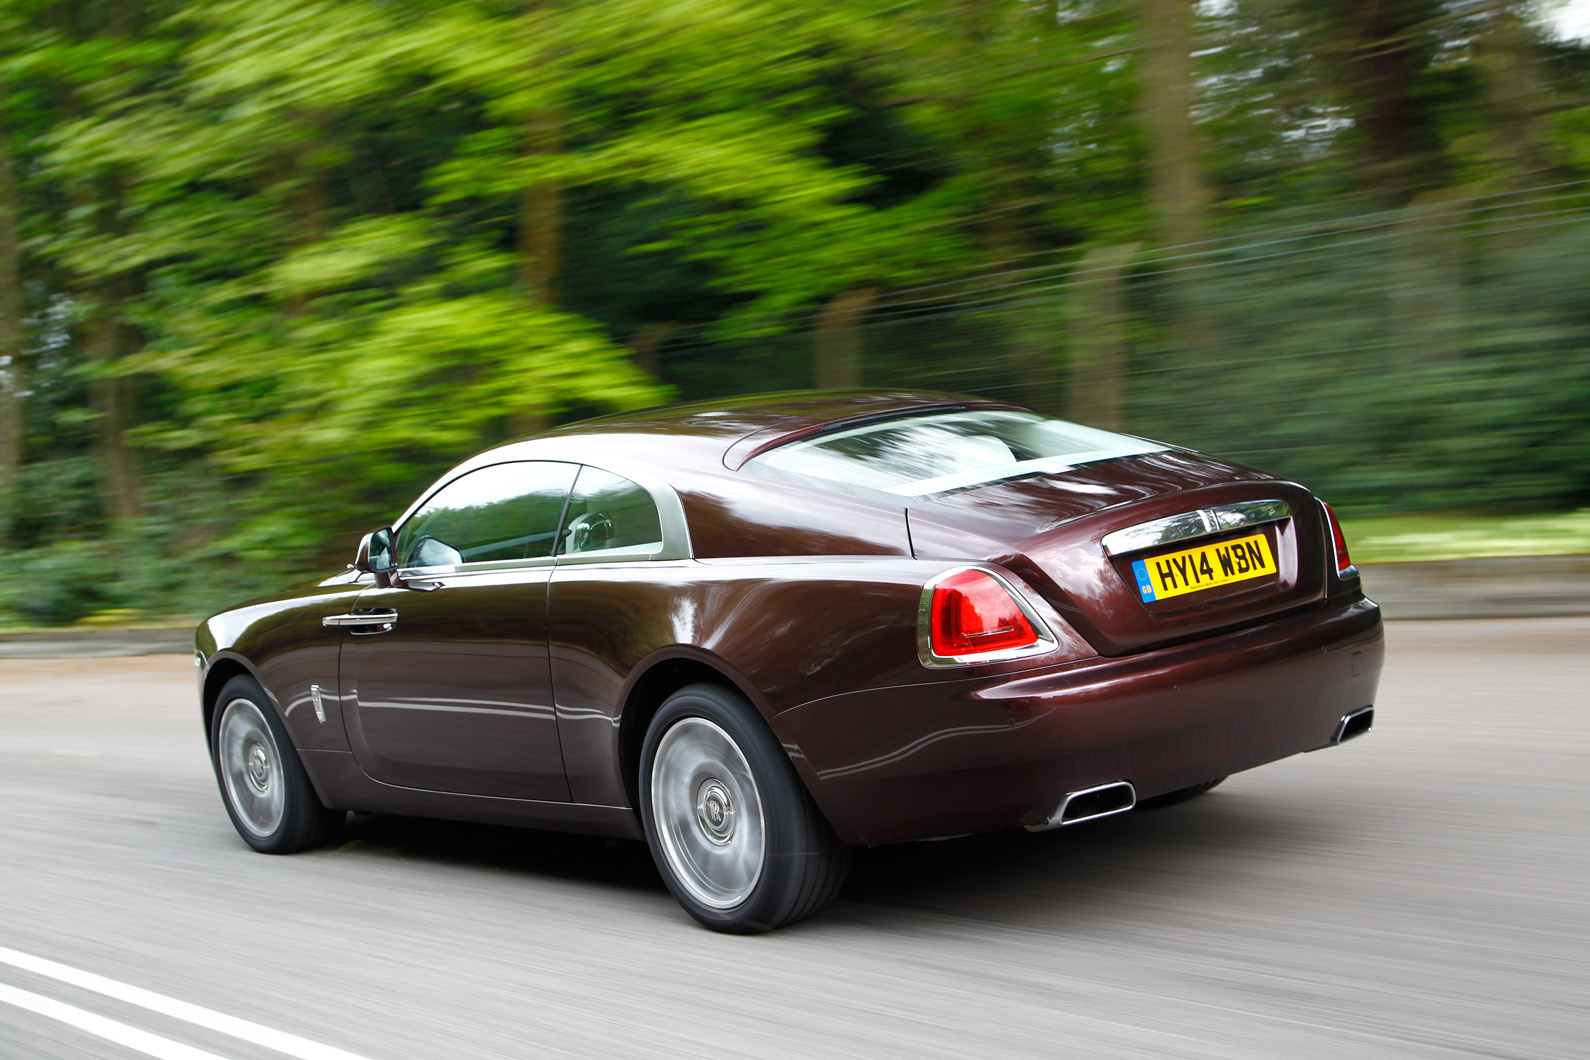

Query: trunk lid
<box><xmin>907</xmin><ymin>451</ymin><xmax>1330</xmax><ymax>656</ymax></box>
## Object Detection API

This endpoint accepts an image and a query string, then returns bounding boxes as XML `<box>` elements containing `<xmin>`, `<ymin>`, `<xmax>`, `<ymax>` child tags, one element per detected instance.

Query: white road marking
<box><xmin>0</xmin><ymin>945</ymin><xmax>375</xmax><ymax>1060</ymax></box>
<box><xmin>0</xmin><ymin>981</ymin><xmax>229</xmax><ymax>1060</ymax></box>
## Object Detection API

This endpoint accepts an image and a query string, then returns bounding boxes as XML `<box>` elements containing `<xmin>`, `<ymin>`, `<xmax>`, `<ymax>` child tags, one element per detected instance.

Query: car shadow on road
<box><xmin>331</xmin><ymin>811</ymin><xmax>669</xmax><ymax>894</ymax></box>
<box><xmin>833</xmin><ymin>788</ymin><xmax>1348</xmax><ymax>931</ymax></box>
<box><xmin>324</xmin><ymin>785</ymin><xmax>1348</xmax><ymax>933</ymax></box>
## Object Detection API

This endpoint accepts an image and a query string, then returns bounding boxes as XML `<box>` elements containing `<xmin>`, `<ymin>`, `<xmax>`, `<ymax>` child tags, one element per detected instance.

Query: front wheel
<box><xmin>639</xmin><ymin>684</ymin><xmax>850</xmax><ymax>933</ymax></box>
<box><xmin>210</xmin><ymin>674</ymin><xmax>343</xmax><ymax>853</ymax></box>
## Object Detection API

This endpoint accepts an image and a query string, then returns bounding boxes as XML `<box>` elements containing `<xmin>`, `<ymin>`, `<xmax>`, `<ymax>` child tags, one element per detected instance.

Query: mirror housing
<box><xmin>353</xmin><ymin>528</ymin><xmax>395</xmax><ymax>576</ymax></box>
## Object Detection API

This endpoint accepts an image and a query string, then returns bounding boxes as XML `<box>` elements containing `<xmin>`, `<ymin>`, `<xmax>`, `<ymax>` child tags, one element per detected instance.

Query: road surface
<box><xmin>1</xmin><ymin>618</ymin><xmax>1585</xmax><ymax>1059</ymax></box>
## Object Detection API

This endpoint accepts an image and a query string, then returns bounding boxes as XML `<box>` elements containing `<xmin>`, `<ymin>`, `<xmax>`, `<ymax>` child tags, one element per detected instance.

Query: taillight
<box><xmin>924</xmin><ymin>568</ymin><xmax>1048</xmax><ymax>661</ymax></box>
<box><xmin>1320</xmin><ymin>501</ymin><xmax>1356</xmax><ymax>577</ymax></box>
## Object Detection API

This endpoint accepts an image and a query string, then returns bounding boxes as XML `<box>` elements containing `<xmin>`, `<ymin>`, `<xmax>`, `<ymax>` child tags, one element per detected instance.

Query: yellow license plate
<box><xmin>1130</xmin><ymin>533</ymin><xmax>1276</xmax><ymax>602</ymax></box>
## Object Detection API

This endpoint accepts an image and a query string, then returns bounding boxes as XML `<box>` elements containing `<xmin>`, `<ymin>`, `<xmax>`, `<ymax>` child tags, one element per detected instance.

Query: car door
<box><xmin>338</xmin><ymin>460</ymin><xmax>578</xmax><ymax>800</ymax></box>
<box><xmin>546</xmin><ymin>464</ymin><xmax>690</xmax><ymax>807</ymax></box>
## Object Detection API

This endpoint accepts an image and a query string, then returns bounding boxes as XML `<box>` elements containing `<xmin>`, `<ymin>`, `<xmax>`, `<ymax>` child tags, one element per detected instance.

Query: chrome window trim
<box><xmin>552</xmin><ymin>557</ymin><xmax>697</xmax><ymax>572</ymax></box>
<box><xmin>551</xmin><ymin>543</ymin><xmax>665</xmax><ymax>567</ymax></box>
<box><xmin>395</xmin><ymin>552</ymin><xmax>558</xmax><ymax>583</ymax></box>
<box><xmin>556</xmin><ymin>462</ymin><xmax>693</xmax><ymax>563</ymax></box>
<box><xmin>917</xmin><ymin>565</ymin><xmax>1058</xmax><ymax>669</ymax></box>
<box><xmin>391</xmin><ymin>459</ymin><xmax>580</xmax><ymax>573</ymax></box>
<box><xmin>401</xmin><ymin>549</ymin><xmax>694</xmax><ymax>582</ymax></box>
<box><xmin>1100</xmin><ymin>499</ymin><xmax>1291</xmax><ymax>557</ymax></box>
<box><xmin>392</xmin><ymin>460</ymin><xmax>694</xmax><ymax>583</ymax></box>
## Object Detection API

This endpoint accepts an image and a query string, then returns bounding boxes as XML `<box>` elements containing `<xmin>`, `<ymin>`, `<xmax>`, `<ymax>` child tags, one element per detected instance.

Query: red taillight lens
<box><xmin>1321</xmin><ymin>501</ymin><xmax>1354</xmax><ymax>575</ymax></box>
<box><xmin>929</xmin><ymin>569</ymin><xmax>1039</xmax><ymax>656</ymax></box>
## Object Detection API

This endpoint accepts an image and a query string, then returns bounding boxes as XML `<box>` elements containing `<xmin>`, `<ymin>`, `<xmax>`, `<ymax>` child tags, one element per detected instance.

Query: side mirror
<box><xmin>353</xmin><ymin>527</ymin><xmax>395</xmax><ymax>574</ymax></box>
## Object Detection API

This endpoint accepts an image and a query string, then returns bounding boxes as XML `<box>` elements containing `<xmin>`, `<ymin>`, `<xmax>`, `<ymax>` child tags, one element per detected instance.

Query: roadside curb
<box><xmin>0</xmin><ymin>628</ymin><xmax>193</xmax><ymax>659</ymax></box>
<box><xmin>1359</xmin><ymin>555</ymin><xmax>1590</xmax><ymax>620</ymax></box>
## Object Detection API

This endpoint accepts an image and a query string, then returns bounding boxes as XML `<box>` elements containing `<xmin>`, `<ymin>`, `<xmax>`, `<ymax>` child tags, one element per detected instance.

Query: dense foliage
<box><xmin>1</xmin><ymin>0</ymin><xmax>1588</xmax><ymax>624</ymax></box>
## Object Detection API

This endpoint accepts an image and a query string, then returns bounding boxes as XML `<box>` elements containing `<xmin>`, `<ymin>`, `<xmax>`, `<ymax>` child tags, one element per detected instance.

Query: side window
<box><xmin>558</xmin><ymin>466</ymin><xmax>663</xmax><ymax>557</ymax></box>
<box><xmin>395</xmin><ymin>461</ymin><xmax>576</xmax><ymax>569</ymax></box>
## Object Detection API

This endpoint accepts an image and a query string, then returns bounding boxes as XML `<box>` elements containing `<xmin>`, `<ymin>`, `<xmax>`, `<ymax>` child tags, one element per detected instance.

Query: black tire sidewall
<box><xmin>638</xmin><ymin>683</ymin><xmax>823</xmax><ymax>933</ymax></box>
<box><xmin>209</xmin><ymin>674</ymin><xmax>336</xmax><ymax>854</ymax></box>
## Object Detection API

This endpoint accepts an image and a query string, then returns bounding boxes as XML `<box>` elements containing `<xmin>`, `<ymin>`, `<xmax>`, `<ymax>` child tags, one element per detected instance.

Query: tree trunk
<box><xmin>1139</xmin><ymin>0</ymin><xmax>1205</xmax><ymax>251</ymax></box>
<box><xmin>88</xmin><ymin>273</ymin><xmax>141</xmax><ymax>521</ymax></box>
<box><xmin>815</xmin><ymin>287</ymin><xmax>878</xmax><ymax>389</ymax></box>
<box><xmin>49</xmin><ymin>0</ymin><xmax>145</xmax><ymax>523</ymax></box>
<box><xmin>518</xmin><ymin>110</ymin><xmax>562</xmax><ymax>303</ymax></box>
<box><xmin>1478</xmin><ymin>0</ymin><xmax>1546</xmax><ymax>187</ymax></box>
<box><xmin>86</xmin><ymin>176</ymin><xmax>141</xmax><ymax>522</ymax></box>
<box><xmin>1342</xmin><ymin>0</ymin><xmax>1440</xmax><ymax>198</ymax></box>
<box><xmin>1066</xmin><ymin>244</ymin><xmax>1137</xmax><ymax>430</ymax></box>
<box><xmin>1138</xmin><ymin>0</ymin><xmax>1220</xmax><ymax>371</ymax></box>
<box><xmin>513</xmin><ymin>96</ymin><xmax>559</xmax><ymax>433</ymax></box>
<box><xmin>1391</xmin><ymin>190</ymin><xmax>1470</xmax><ymax>364</ymax></box>
<box><xmin>0</xmin><ymin>97</ymin><xmax>24</xmax><ymax>541</ymax></box>
<box><xmin>274</xmin><ymin>141</ymin><xmax>327</xmax><ymax>319</ymax></box>
<box><xmin>628</xmin><ymin>322</ymin><xmax>673</xmax><ymax>378</ymax></box>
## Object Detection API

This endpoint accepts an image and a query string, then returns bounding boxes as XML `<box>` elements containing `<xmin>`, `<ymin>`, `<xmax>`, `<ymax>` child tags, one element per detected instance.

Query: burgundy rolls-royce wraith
<box><xmin>197</xmin><ymin>391</ymin><xmax>1383</xmax><ymax>932</ymax></box>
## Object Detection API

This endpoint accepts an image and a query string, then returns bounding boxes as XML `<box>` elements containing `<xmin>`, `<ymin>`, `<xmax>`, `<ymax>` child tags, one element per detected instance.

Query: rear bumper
<box><xmin>772</xmin><ymin>595</ymin><xmax>1384</xmax><ymax>845</ymax></box>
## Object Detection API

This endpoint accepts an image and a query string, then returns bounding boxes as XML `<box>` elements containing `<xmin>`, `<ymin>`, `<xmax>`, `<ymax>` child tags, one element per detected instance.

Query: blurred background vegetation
<box><xmin>1</xmin><ymin>0</ymin><xmax>1588</xmax><ymax>626</ymax></box>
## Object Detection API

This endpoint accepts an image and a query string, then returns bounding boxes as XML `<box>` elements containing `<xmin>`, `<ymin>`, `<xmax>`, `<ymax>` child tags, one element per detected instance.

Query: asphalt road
<box><xmin>1</xmin><ymin>618</ymin><xmax>1585</xmax><ymax>1060</ymax></box>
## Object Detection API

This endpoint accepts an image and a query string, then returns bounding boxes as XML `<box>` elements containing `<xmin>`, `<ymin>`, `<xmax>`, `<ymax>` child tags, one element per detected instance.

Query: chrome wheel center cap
<box><xmin>247</xmin><ymin>744</ymin><xmax>271</xmax><ymax>790</ymax></box>
<box><xmin>695</xmin><ymin>781</ymin><xmax>735</xmax><ymax>844</ymax></box>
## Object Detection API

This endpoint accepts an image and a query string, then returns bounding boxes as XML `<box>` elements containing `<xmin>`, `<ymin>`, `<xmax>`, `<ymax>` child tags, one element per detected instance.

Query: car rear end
<box><xmin>746</xmin><ymin>406</ymin><xmax>1383</xmax><ymax>845</ymax></box>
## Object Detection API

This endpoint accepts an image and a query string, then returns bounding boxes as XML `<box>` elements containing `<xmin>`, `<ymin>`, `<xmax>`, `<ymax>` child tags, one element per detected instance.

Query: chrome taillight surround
<box><xmin>917</xmin><ymin>565</ymin><xmax>1058</xmax><ymax>668</ymax></box>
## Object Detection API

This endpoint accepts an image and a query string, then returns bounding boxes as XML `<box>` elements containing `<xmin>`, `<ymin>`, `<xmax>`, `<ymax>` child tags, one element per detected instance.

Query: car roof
<box><xmin>386</xmin><ymin>390</ymin><xmax>1023</xmax><ymax>533</ymax></box>
<box><xmin>467</xmin><ymin>390</ymin><xmax>1026</xmax><ymax>475</ymax></box>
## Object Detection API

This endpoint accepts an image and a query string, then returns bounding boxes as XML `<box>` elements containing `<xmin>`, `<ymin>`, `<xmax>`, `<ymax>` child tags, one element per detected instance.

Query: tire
<box><xmin>1136</xmin><ymin>776</ymin><xmax>1226</xmax><ymax>811</ymax></box>
<box><xmin>639</xmin><ymin>683</ymin><xmax>850</xmax><ymax>933</ymax></box>
<box><xmin>210</xmin><ymin>674</ymin><xmax>343</xmax><ymax>854</ymax></box>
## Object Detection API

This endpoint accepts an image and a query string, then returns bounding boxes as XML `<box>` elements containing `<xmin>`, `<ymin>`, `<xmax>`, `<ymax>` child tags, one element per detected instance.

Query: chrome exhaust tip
<box><xmin>1027</xmin><ymin>780</ymin><xmax>1137</xmax><ymax>831</ymax></box>
<box><xmin>1332</xmin><ymin>706</ymin><xmax>1374</xmax><ymax>745</ymax></box>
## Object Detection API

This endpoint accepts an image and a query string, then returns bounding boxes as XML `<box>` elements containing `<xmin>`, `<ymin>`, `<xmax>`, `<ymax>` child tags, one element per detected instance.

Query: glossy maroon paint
<box><xmin>774</xmin><ymin>597</ymin><xmax>1383</xmax><ymax>845</ymax></box>
<box><xmin>341</xmin><ymin>573</ymin><xmax>568</xmax><ymax>801</ymax></box>
<box><xmin>197</xmin><ymin>390</ymin><xmax>1385</xmax><ymax>846</ymax></box>
<box><xmin>909</xmin><ymin>451</ymin><xmax>1333</xmax><ymax>656</ymax></box>
<box><xmin>198</xmin><ymin>573</ymin><xmax>364</xmax><ymax>754</ymax></box>
<box><xmin>670</xmin><ymin>467</ymin><xmax>913</xmax><ymax>559</ymax></box>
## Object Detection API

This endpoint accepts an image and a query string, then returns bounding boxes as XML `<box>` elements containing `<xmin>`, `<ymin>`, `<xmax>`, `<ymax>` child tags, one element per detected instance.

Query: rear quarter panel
<box><xmin>547</xmin><ymin>556</ymin><xmax>1095</xmax><ymax>806</ymax></box>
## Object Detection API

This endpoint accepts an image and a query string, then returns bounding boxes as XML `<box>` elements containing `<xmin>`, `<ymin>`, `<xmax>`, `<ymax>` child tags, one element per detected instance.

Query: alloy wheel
<box><xmin>650</xmin><ymin>716</ymin><xmax>766</xmax><ymax>909</ymax></box>
<box><xmin>217</xmin><ymin>697</ymin><xmax>286</xmax><ymax>839</ymax></box>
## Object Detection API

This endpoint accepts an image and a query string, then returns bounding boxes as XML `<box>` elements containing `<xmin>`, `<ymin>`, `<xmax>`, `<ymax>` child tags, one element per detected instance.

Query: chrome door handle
<box><xmin>323</xmin><ymin>610</ymin><xmax>398</xmax><ymax>631</ymax></box>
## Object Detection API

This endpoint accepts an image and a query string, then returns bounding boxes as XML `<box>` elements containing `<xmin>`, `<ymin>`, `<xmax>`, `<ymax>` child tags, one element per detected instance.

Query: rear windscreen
<box><xmin>746</xmin><ymin>410</ymin><xmax>1166</xmax><ymax>499</ymax></box>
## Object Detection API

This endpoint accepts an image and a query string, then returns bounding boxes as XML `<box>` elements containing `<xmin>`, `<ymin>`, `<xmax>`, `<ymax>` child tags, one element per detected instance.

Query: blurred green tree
<box><xmin>0</xmin><ymin>0</ymin><xmax>1587</xmax><ymax>625</ymax></box>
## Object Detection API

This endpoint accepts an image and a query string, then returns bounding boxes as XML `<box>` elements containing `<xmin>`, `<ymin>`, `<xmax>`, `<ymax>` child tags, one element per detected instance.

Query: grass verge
<box><xmin>1341</xmin><ymin>509</ymin><xmax>1590</xmax><ymax>564</ymax></box>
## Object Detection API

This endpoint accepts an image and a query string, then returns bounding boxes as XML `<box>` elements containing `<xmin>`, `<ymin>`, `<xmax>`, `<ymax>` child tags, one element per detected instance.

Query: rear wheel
<box><xmin>1136</xmin><ymin>776</ymin><xmax>1226</xmax><ymax>810</ymax></box>
<box><xmin>210</xmin><ymin>674</ymin><xmax>343</xmax><ymax>853</ymax></box>
<box><xmin>639</xmin><ymin>683</ymin><xmax>850</xmax><ymax>933</ymax></box>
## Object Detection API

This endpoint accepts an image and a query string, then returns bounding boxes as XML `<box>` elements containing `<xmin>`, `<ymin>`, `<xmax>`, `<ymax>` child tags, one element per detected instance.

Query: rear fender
<box><xmin>548</xmin><ymin>556</ymin><xmax>1093</xmax><ymax>807</ymax></box>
